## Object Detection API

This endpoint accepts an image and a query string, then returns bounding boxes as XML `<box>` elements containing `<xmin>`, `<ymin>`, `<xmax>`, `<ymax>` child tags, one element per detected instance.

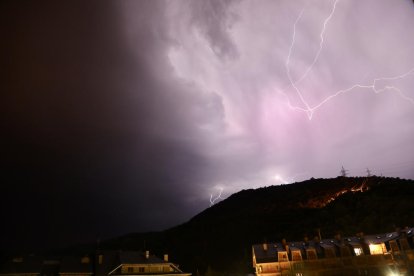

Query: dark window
<box><xmin>399</xmin><ymin>238</ymin><xmax>410</xmax><ymax>250</ymax></box>
<box><xmin>390</xmin><ymin>240</ymin><xmax>399</xmax><ymax>252</ymax></box>
<box><xmin>340</xmin><ymin>246</ymin><xmax>351</xmax><ymax>257</ymax></box>
<box><xmin>127</xmin><ymin>267</ymin><xmax>133</xmax><ymax>273</ymax></box>
<box><xmin>324</xmin><ymin>247</ymin><xmax>336</xmax><ymax>258</ymax></box>
<box><xmin>306</xmin><ymin>249</ymin><xmax>317</xmax><ymax>260</ymax></box>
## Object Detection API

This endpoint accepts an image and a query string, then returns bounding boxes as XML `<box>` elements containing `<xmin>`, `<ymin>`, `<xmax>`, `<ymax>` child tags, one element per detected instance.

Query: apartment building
<box><xmin>252</xmin><ymin>227</ymin><xmax>414</xmax><ymax>275</ymax></box>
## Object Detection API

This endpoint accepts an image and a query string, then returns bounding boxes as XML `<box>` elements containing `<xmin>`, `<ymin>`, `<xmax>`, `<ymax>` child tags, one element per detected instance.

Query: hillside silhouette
<box><xmin>77</xmin><ymin>177</ymin><xmax>414</xmax><ymax>274</ymax></box>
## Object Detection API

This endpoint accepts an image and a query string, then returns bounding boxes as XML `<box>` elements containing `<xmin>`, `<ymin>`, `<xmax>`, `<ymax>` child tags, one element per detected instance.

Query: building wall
<box><xmin>254</xmin><ymin>249</ymin><xmax>414</xmax><ymax>276</ymax></box>
<box><xmin>120</xmin><ymin>264</ymin><xmax>173</xmax><ymax>274</ymax></box>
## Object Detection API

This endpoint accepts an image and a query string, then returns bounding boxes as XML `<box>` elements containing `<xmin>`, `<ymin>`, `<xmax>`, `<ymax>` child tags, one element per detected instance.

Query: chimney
<box><xmin>262</xmin><ymin>243</ymin><xmax>268</xmax><ymax>251</ymax></box>
<box><xmin>164</xmin><ymin>254</ymin><xmax>168</xmax><ymax>262</ymax></box>
<box><xmin>357</xmin><ymin>232</ymin><xmax>370</xmax><ymax>255</ymax></box>
<box><xmin>303</xmin><ymin>235</ymin><xmax>309</xmax><ymax>246</ymax></box>
<box><xmin>316</xmin><ymin>228</ymin><xmax>322</xmax><ymax>241</ymax></box>
<box><xmin>145</xmin><ymin>251</ymin><xmax>149</xmax><ymax>259</ymax></box>
<box><xmin>334</xmin><ymin>233</ymin><xmax>342</xmax><ymax>244</ymax></box>
<box><xmin>281</xmin><ymin>239</ymin><xmax>289</xmax><ymax>252</ymax></box>
<box><xmin>396</xmin><ymin>227</ymin><xmax>402</xmax><ymax>237</ymax></box>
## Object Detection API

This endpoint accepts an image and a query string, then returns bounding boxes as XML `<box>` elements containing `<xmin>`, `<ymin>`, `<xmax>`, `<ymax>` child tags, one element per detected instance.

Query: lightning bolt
<box><xmin>281</xmin><ymin>0</ymin><xmax>414</xmax><ymax>120</ymax></box>
<box><xmin>282</xmin><ymin>68</ymin><xmax>414</xmax><ymax>120</ymax></box>
<box><xmin>285</xmin><ymin>8</ymin><xmax>312</xmax><ymax>118</ymax></box>
<box><xmin>209</xmin><ymin>187</ymin><xmax>224</xmax><ymax>207</ymax></box>
<box><xmin>295</xmin><ymin>0</ymin><xmax>339</xmax><ymax>85</ymax></box>
<box><xmin>305</xmin><ymin>69</ymin><xmax>414</xmax><ymax>112</ymax></box>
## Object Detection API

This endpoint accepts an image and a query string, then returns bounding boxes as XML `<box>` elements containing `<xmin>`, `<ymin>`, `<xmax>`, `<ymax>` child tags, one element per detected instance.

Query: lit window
<box><xmin>278</xmin><ymin>252</ymin><xmax>288</xmax><ymax>262</ymax></box>
<box><xmin>353</xmin><ymin>247</ymin><xmax>363</xmax><ymax>256</ymax></box>
<box><xmin>369</xmin><ymin>243</ymin><xmax>386</xmax><ymax>255</ymax></box>
<box><xmin>292</xmin><ymin>250</ymin><xmax>302</xmax><ymax>261</ymax></box>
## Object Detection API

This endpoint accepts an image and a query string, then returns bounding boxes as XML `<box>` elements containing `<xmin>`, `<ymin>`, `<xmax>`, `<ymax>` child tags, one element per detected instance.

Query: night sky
<box><xmin>2</xmin><ymin>0</ymin><xmax>414</xmax><ymax>251</ymax></box>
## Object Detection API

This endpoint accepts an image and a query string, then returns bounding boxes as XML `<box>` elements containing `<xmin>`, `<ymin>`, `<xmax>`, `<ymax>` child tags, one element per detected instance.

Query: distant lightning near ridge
<box><xmin>275</xmin><ymin>172</ymin><xmax>309</xmax><ymax>185</ymax></box>
<box><xmin>281</xmin><ymin>0</ymin><xmax>414</xmax><ymax>120</ymax></box>
<box><xmin>275</xmin><ymin>175</ymin><xmax>290</xmax><ymax>184</ymax></box>
<box><xmin>209</xmin><ymin>187</ymin><xmax>224</xmax><ymax>207</ymax></box>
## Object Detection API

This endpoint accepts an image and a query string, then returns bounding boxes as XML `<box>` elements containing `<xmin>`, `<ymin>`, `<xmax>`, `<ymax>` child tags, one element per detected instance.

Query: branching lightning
<box><xmin>295</xmin><ymin>0</ymin><xmax>339</xmax><ymax>85</ymax></box>
<box><xmin>209</xmin><ymin>187</ymin><xmax>224</xmax><ymax>207</ymax></box>
<box><xmin>285</xmin><ymin>8</ymin><xmax>313</xmax><ymax>118</ymax></box>
<box><xmin>281</xmin><ymin>0</ymin><xmax>414</xmax><ymax>120</ymax></box>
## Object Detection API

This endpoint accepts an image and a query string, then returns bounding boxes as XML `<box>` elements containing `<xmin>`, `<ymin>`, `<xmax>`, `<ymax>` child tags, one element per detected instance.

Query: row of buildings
<box><xmin>252</xmin><ymin>227</ymin><xmax>414</xmax><ymax>275</ymax></box>
<box><xmin>4</xmin><ymin>228</ymin><xmax>414</xmax><ymax>275</ymax></box>
<box><xmin>0</xmin><ymin>251</ymin><xmax>191</xmax><ymax>276</ymax></box>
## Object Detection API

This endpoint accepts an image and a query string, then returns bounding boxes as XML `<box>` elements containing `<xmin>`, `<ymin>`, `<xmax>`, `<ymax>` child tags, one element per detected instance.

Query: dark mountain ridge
<box><xmin>58</xmin><ymin>176</ymin><xmax>414</xmax><ymax>274</ymax></box>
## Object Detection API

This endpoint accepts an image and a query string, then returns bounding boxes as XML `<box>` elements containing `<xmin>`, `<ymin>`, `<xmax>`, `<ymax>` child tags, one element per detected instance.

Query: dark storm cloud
<box><xmin>2</xmin><ymin>0</ymin><xmax>414</xmax><ymax>251</ymax></box>
<box><xmin>187</xmin><ymin>0</ymin><xmax>239</xmax><ymax>59</ymax></box>
<box><xmin>1</xmin><ymin>0</ymin><xmax>223</xmax><ymax>250</ymax></box>
<box><xmin>1</xmin><ymin>0</ymin><xmax>140</xmax><ymax>249</ymax></box>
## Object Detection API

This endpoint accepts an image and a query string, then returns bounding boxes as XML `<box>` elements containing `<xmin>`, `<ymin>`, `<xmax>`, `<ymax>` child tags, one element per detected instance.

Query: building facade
<box><xmin>1</xmin><ymin>251</ymin><xmax>191</xmax><ymax>276</ymax></box>
<box><xmin>96</xmin><ymin>251</ymin><xmax>190</xmax><ymax>276</ymax></box>
<box><xmin>252</xmin><ymin>228</ymin><xmax>414</xmax><ymax>275</ymax></box>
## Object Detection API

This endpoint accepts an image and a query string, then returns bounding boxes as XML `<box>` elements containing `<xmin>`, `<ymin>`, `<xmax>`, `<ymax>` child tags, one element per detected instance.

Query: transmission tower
<box><xmin>340</xmin><ymin>166</ymin><xmax>348</xmax><ymax>177</ymax></box>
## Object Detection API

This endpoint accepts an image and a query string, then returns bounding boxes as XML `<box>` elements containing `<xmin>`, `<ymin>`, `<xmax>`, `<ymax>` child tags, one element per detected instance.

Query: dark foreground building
<box><xmin>252</xmin><ymin>227</ymin><xmax>414</xmax><ymax>275</ymax></box>
<box><xmin>0</xmin><ymin>251</ymin><xmax>191</xmax><ymax>276</ymax></box>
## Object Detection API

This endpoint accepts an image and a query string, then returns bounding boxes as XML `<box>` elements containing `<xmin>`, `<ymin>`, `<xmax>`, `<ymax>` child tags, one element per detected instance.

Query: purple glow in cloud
<box><xmin>121</xmin><ymin>0</ymin><xmax>414</xmax><ymax>201</ymax></box>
